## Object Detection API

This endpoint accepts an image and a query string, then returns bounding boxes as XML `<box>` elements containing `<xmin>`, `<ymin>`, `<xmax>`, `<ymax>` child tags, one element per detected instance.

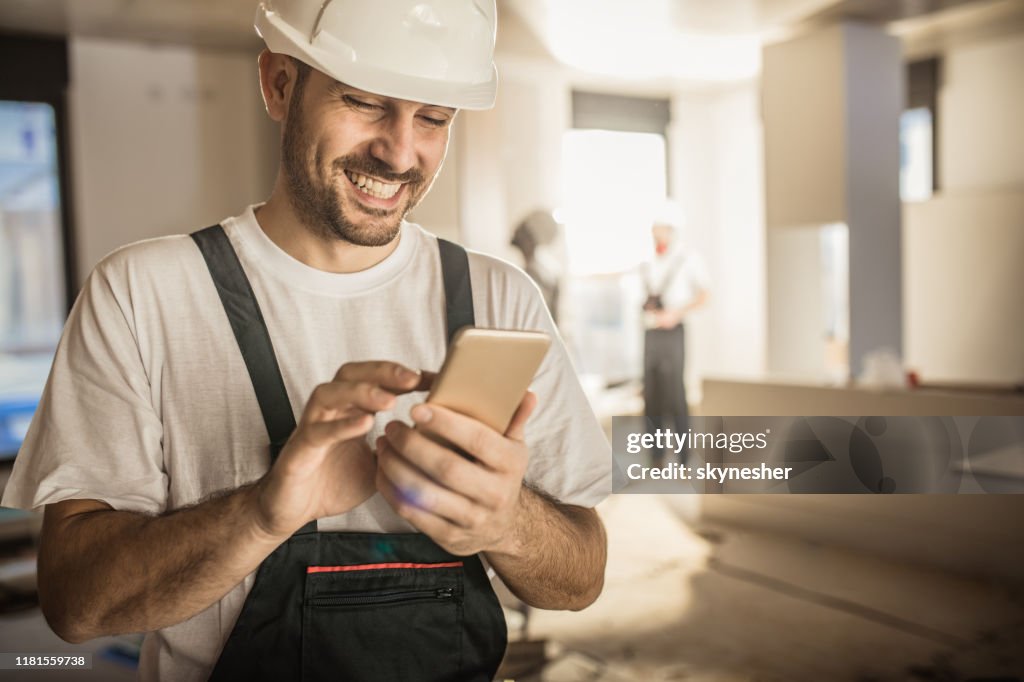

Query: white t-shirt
<box><xmin>642</xmin><ymin>244</ymin><xmax>710</xmax><ymax>325</ymax></box>
<box><xmin>2</xmin><ymin>205</ymin><xmax>611</xmax><ymax>682</ymax></box>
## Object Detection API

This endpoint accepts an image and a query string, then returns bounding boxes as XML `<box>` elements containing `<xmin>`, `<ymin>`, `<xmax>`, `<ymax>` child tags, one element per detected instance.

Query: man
<box><xmin>510</xmin><ymin>209</ymin><xmax>562</xmax><ymax>322</ymax></box>
<box><xmin>642</xmin><ymin>201</ymin><xmax>710</xmax><ymax>463</ymax></box>
<box><xmin>0</xmin><ymin>1</ymin><xmax>611</xmax><ymax>680</ymax></box>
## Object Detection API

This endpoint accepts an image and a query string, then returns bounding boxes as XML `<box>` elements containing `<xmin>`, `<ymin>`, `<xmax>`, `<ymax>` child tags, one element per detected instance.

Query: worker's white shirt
<box><xmin>642</xmin><ymin>244</ymin><xmax>710</xmax><ymax>326</ymax></box>
<box><xmin>2</xmin><ymin>205</ymin><xmax>611</xmax><ymax>682</ymax></box>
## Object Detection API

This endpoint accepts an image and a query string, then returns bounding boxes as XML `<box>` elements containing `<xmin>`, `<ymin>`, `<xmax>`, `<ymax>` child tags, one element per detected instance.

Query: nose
<box><xmin>369</xmin><ymin>114</ymin><xmax>418</xmax><ymax>175</ymax></box>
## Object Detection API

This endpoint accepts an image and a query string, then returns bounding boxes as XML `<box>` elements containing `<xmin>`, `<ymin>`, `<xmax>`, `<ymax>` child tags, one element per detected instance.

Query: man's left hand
<box><xmin>376</xmin><ymin>392</ymin><xmax>537</xmax><ymax>556</ymax></box>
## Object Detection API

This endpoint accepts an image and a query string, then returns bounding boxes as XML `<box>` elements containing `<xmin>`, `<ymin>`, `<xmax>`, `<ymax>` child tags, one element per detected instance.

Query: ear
<box><xmin>258</xmin><ymin>49</ymin><xmax>300</xmax><ymax>123</ymax></box>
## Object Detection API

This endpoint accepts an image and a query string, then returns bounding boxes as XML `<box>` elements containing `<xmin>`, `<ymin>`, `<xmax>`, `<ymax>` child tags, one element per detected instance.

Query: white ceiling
<box><xmin>0</xmin><ymin>0</ymin><xmax>261</xmax><ymax>49</ymax></box>
<box><xmin>497</xmin><ymin>0</ymin><xmax>843</xmax><ymax>84</ymax></box>
<box><xmin>0</xmin><ymin>0</ymin><xmax>1019</xmax><ymax>83</ymax></box>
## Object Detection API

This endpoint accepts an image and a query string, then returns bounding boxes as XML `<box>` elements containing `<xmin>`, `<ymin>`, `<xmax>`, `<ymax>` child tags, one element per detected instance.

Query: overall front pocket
<box><xmin>301</xmin><ymin>562</ymin><xmax>465</xmax><ymax>682</ymax></box>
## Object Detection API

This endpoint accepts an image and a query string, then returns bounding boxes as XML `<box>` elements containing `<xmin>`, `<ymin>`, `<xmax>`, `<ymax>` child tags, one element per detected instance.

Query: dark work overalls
<box><xmin>190</xmin><ymin>225</ymin><xmax>507</xmax><ymax>682</ymax></box>
<box><xmin>643</xmin><ymin>254</ymin><xmax>689</xmax><ymax>457</ymax></box>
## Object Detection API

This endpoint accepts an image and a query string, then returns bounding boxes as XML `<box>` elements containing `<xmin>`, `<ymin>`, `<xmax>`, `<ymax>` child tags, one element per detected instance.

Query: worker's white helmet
<box><xmin>652</xmin><ymin>199</ymin><xmax>685</xmax><ymax>230</ymax></box>
<box><xmin>255</xmin><ymin>0</ymin><xmax>498</xmax><ymax>110</ymax></box>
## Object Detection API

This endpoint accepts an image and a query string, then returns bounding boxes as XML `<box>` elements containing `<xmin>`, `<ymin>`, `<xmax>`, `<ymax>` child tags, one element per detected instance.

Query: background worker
<box><xmin>510</xmin><ymin>208</ymin><xmax>563</xmax><ymax>323</ymax></box>
<box><xmin>642</xmin><ymin>201</ymin><xmax>710</xmax><ymax>464</ymax></box>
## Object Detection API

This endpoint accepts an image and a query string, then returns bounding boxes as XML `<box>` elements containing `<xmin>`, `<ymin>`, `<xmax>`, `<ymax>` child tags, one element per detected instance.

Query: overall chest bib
<box><xmin>191</xmin><ymin>225</ymin><xmax>506</xmax><ymax>682</ymax></box>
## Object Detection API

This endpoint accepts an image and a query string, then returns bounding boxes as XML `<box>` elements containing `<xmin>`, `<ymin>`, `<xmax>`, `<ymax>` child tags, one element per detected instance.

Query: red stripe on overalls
<box><xmin>307</xmin><ymin>561</ymin><xmax>464</xmax><ymax>574</ymax></box>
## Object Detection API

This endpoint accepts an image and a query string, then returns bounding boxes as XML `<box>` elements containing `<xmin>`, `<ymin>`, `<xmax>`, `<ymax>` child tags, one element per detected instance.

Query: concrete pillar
<box><xmin>763</xmin><ymin>22</ymin><xmax>903</xmax><ymax>379</ymax></box>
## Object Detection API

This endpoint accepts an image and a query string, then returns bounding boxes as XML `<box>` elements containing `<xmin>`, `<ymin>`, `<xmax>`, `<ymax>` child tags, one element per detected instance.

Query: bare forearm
<box><xmin>669</xmin><ymin>289</ymin><xmax>709</xmax><ymax>320</ymax></box>
<box><xmin>485</xmin><ymin>486</ymin><xmax>607</xmax><ymax>611</ymax></box>
<box><xmin>39</xmin><ymin>483</ymin><xmax>285</xmax><ymax>642</ymax></box>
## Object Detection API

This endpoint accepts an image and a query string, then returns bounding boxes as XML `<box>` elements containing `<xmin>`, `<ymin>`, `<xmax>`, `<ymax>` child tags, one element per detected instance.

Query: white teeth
<box><xmin>345</xmin><ymin>171</ymin><xmax>400</xmax><ymax>199</ymax></box>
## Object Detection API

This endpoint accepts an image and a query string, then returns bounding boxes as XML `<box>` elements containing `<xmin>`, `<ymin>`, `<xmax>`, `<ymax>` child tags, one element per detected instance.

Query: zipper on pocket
<box><xmin>311</xmin><ymin>586</ymin><xmax>458</xmax><ymax>608</ymax></box>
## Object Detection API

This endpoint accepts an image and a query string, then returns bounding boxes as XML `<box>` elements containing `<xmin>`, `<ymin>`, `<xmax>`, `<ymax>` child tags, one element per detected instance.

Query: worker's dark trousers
<box><xmin>643</xmin><ymin>324</ymin><xmax>689</xmax><ymax>461</ymax></box>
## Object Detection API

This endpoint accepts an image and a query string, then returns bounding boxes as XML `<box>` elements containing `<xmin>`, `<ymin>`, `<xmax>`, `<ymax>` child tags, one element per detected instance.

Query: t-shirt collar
<box><xmin>231</xmin><ymin>204</ymin><xmax>419</xmax><ymax>296</ymax></box>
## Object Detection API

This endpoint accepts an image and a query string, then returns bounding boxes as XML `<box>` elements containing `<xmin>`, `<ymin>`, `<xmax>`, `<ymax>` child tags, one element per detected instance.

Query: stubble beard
<box><xmin>280</xmin><ymin>88</ymin><xmax>435</xmax><ymax>247</ymax></box>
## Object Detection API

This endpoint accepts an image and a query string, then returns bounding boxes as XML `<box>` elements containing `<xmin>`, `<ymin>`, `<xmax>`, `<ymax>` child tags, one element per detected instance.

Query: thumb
<box><xmin>504</xmin><ymin>391</ymin><xmax>537</xmax><ymax>442</ymax></box>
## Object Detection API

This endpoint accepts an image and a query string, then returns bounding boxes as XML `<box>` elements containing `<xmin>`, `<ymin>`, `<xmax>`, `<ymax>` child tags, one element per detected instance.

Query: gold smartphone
<box><xmin>426</xmin><ymin>328</ymin><xmax>551</xmax><ymax>433</ymax></box>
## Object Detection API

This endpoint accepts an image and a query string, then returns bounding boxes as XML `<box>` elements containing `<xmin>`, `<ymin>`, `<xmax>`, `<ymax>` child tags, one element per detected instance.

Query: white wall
<box><xmin>454</xmin><ymin>100</ymin><xmax>509</xmax><ymax>258</ymax></box>
<box><xmin>69</xmin><ymin>38</ymin><xmax>277</xmax><ymax>282</ymax></box>
<box><xmin>672</xmin><ymin>86</ymin><xmax>767</xmax><ymax>392</ymax></box>
<box><xmin>904</xmin><ymin>191</ymin><xmax>1024</xmax><ymax>383</ymax></box>
<box><xmin>454</xmin><ymin>56</ymin><xmax>570</xmax><ymax>264</ymax></box>
<box><xmin>761</xmin><ymin>25</ymin><xmax>846</xmax><ymax>230</ymax></box>
<box><xmin>406</xmin><ymin>131</ymin><xmax>460</xmax><ymax>242</ymax></box>
<box><xmin>902</xmin><ymin>31</ymin><xmax>1024</xmax><ymax>383</ymax></box>
<box><xmin>766</xmin><ymin>227</ymin><xmax>827</xmax><ymax>377</ymax></box>
<box><xmin>939</xmin><ymin>32</ymin><xmax>1024</xmax><ymax>191</ymax></box>
<box><xmin>494</xmin><ymin>76</ymin><xmax>568</xmax><ymax>249</ymax></box>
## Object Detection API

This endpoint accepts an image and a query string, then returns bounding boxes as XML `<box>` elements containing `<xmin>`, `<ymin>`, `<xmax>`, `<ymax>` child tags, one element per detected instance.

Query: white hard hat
<box><xmin>255</xmin><ymin>0</ymin><xmax>498</xmax><ymax>110</ymax></box>
<box><xmin>652</xmin><ymin>199</ymin><xmax>685</xmax><ymax>230</ymax></box>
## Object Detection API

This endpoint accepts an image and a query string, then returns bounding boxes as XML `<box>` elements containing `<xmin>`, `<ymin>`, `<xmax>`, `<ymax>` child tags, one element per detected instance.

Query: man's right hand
<box><xmin>251</xmin><ymin>361</ymin><xmax>429</xmax><ymax>538</ymax></box>
<box><xmin>38</xmin><ymin>361</ymin><xmax>431</xmax><ymax>642</ymax></box>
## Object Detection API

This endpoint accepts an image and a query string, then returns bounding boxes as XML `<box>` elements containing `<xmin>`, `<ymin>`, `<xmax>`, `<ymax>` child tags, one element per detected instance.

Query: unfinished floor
<box><xmin>518</xmin><ymin>495</ymin><xmax>1024</xmax><ymax>682</ymax></box>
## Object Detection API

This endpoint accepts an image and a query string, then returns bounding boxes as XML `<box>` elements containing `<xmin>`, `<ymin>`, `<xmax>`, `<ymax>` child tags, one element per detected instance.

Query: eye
<box><xmin>419</xmin><ymin>115</ymin><xmax>450</xmax><ymax>128</ymax></box>
<box><xmin>418</xmin><ymin>109</ymin><xmax>454</xmax><ymax>128</ymax></box>
<box><xmin>343</xmin><ymin>95</ymin><xmax>382</xmax><ymax>112</ymax></box>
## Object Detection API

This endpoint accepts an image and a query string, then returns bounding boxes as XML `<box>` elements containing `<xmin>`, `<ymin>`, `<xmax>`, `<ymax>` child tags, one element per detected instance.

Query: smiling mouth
<box><xmin>344</xmin><ymin>170</ymin><xmax>403</xmax><ymax>200</ymax></box>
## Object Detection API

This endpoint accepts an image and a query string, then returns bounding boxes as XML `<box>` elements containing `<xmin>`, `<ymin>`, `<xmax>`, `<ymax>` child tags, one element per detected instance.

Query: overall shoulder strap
<box><xmin>437</xmin><ymin>237</ymin><xmax>475</xmax><ymax>342</ymax></box>
<box><xmin>655</xmin><ymin>251</ymin><xmax>688</xmax><ymax>297</ymax></box>
<box><xmin>191</xmin><ymin>225</ymin><xmax>296</xmax><ymax>455</ymax></box>
<box><xmin>192</xmin><ymin>227</ymin><xmax>474</xmax><ymax>535</ymax></box>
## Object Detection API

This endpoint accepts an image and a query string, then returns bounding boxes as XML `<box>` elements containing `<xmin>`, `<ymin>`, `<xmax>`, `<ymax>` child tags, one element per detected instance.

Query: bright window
<box><xmin>900</xmin><ymin>107</ymin><xmax>933</xmax><ymax>202</ymax></box>
<box><xmin>559</xmin><ymin>129</ymin><xmax>667</xmax><ymax>384</ymax></box>
<box><xmin>561</xmin><ymin>129</ymin><xmax>667</xmax><ymax>275</ymax></box>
